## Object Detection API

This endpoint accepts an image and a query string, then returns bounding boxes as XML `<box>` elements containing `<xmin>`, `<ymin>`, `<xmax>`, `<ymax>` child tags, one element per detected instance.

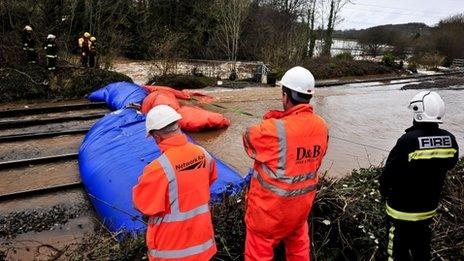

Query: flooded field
<box><xmin>192</xmin><ymin>82</ymin><xmax>464</xmax><ymax>178</ymax></box>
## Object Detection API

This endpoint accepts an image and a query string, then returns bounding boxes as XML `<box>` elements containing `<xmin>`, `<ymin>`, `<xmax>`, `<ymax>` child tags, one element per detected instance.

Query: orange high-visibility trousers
<box><xmin>244</xmin><ymin>221</ymin><xmax>310</xmax><ymax>261</ymax></box>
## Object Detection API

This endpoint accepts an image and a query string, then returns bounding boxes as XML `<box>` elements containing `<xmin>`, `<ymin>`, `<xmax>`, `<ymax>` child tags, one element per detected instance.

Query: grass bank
<box><xmin>0</xmin><ymin>64</ymin><xmax>132</xmax><ymax>104</ymax></box>
<box><xmin>10</xmin><ymin>159</ymin><xmax>462</xmax><ymax>260</ymax></box>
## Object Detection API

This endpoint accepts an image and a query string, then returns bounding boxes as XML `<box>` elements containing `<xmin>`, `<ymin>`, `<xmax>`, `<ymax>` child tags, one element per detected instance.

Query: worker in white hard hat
<box><xmin>44</xmin><ymin>34</ymin><xmax>58</xmax><ymax>71</ymax></box>
<box><xmin>78</xmin><ymin>32</ymin><xmax>91</xmax><ymax>67</ymax></box>
<box><xmin>242</xmin><ymin>66</ymin><xmax>329</xmax><ymax>260</ymax></box>
<box><xmin>380</xmin><ymin>91</ymin><xmax>459</xmax><ymax>260</ymax></box>
<box><xmin>22</xmin><ymin>25</ymin><xmax>37</xmax><ymax>63</ymax></box>
<box><xmin>133</xmin><ymin>105</ymin><xmax>218</xmax><ymax>260</ymax></box>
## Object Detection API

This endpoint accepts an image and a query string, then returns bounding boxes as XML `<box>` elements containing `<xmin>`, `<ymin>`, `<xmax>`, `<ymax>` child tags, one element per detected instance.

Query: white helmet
<box><xmin>277</xmin><ymin>66</ymin><xmax>315</xmax><ymax>95</ymax></box>
<box><xmin>146</xmin><ymin>105</ymin><xmax>182</xmax><ymax>135</ymax></box>
<box><xmin>47</xmin><ymin>34</ymin><xmax>56</xmax><ymax>40</ymax></box>
<box><xmin>408</xmin><ymin>91</ymin><xmax>445</xmax><ymax>123</ymax></box>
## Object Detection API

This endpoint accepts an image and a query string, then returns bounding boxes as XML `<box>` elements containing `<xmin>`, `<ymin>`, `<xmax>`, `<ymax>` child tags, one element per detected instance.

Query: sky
<box><xmin>337</xmin><ymin>0</ymin><xmax>464</xmax><ymax>30</ymax></box>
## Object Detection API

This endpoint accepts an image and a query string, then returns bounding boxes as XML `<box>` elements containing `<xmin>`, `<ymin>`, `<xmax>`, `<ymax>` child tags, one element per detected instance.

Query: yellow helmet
<box><xmin>90</xmin><ymin>36</ymin><xmax>96</xmax><ymax>42</ymax></box>
<box><xmin>24</xmin><ymin>25</ymin><xmax>32</xmax><ymax>31</ymax></box>
<box><xmin>84</xmin><ymin>32</ymin><xmax>91</xmax><ymax>38</ymax></box>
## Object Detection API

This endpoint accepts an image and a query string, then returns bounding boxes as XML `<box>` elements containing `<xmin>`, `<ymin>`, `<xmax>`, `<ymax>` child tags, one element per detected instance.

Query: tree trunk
<box><xmin>322</xmin><ymin>0</ymin><xmax>334</xmax><ymax>56</ymax></box>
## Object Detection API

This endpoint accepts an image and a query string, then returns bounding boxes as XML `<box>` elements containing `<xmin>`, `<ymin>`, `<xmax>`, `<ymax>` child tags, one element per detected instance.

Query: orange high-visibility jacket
<box><xmin>133</xmin><ymin>134</ymin><xmax>217</xmax><ymax>261</ymax></box>
<box><xmin>243</xmin><ymin>104</ymin><xmax>329</xmax><ymax>238</ymax></box>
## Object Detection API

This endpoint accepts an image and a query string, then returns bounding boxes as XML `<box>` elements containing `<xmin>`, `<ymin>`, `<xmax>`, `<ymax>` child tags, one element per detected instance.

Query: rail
<box><xmin>0</xmin><ymin>102</ymin><xmax>106</xmax><ymax>117</ymax></box>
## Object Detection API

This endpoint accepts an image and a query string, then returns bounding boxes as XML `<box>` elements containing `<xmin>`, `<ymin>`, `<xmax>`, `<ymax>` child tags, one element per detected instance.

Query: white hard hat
<box><xmin>277</xmin><ymin>66</ymin><xmax>315</xmax><ymax>95</ymax></box>
<box><xmin>146</xmin><ymin>105</ymin><xmax>182</xmax><ymax>135</ymax></box>
<box><xmin>408</xmin><ymin>91</ymin><xmax>445</xmax><ymax>123</ymax></box>
<box><xmin>47</xmin><ymin>34</ymin><xmax>56</xmax><ymax>40</ymax></box>
<box><xmin>24</xmin><ymin>25</ymin><xmax>32</xmax><ymax>31</ymax></box>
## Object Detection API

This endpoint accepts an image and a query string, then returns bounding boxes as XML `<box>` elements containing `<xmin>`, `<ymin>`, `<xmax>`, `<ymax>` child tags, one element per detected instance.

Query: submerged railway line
<box><xmin>0</xmin><ymin>71</ymin><xmax>463</xmax><ymax>203</ymax></box>
<box><xmin>0</xmin><ymin>101</ymin><xmax>109</xmax><ymax>203</ymax></box>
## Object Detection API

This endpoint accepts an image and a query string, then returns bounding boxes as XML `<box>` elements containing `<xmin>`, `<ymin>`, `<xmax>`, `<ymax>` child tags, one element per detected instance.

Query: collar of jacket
<box><xmin>405</xmin><ymin>121</ymin><xmax>439</xmax><ymax>132</ymax></box>
<box><xmin>263</xmin><ymin>104</ymin><xmax>314</xmax><ymax>120</ymax></box>
<box><xmin>158</xmin><ymin>133</ymin><xmax>188</xmax><ymax>152</ymax></box>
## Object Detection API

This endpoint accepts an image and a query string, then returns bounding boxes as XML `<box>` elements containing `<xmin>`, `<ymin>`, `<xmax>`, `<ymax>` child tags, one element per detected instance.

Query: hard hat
<box><xmin>277</xmin><ymin>66</ymin><xmax>315</xmax><ymax>95</ymax></box>
<box><xmin>84</xmin><ymin>32</ymin><xmax>91</xmax><ymax>38</ymax></box>
<box><xmin>408</xmin><ymin>91</ymin><xmax>445</xmax><ymax>123</ymax></box>
<box><xmin>146</xmin><ymin>105</ymin><xmax>182</xmax><ymax>135</ymax></box>
<box><xmin>24</xmin><ymin>25</ymin><xmax>32</xmax><ymax>31</ymax></box>
<box><xmin>47</xmin><ymin>34</ymin><xmax>56</xmax><ymax>40</ymax></box>
<box><xmin>90</xmin><ymin>36</ymin><xmax>96</xmax><ymax>42</ymax></box>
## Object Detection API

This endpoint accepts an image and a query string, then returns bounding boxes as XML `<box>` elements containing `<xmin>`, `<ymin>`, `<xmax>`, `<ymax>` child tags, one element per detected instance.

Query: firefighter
<box><xmin>380</xmin><ymin>91</ymin><xmax>459</xmax><ymax>260</ymax></box>
<box><xmin>242</xmin><ymin>66</ymin><xmax>329</xmax><ymax>260</ymax></box>
<box><xmin>133</xmin><ymin>105</ymin><xmax>217</xmax><ymax>261</ymax></box>
<box><xmin>22</xmin><ymin>25</ymin><xmax>37</xmax><ymax>63</ymax></box>
<box><xmin>88</xmin><ymin>36</ymin><xmax>97</xmax><ymax>68</ymax></box>
<box><xmin>78</xmin><ymin>32</ymin><xmax>91</xmax><ymax>67</ymax></box>
<box><xmin>44</xmin><ymin>34</ymin><xmax>58</xmax><ymax>71</ymax></box>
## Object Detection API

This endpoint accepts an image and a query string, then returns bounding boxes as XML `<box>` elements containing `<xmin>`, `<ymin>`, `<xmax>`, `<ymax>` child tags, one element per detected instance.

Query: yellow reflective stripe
<box><xmin>386</xmin><ymin>204</ymin><xmax>436</xmax><ymax>221</ymax></box>
<box><xmin>408</xmin><ymin>148</ymin><xmax>456</xmax><ymax>162</ymax></box>
<box><xmin>387</xmin><ymin>224</ymin><xmax>395</xmax><ymax>259</ymax></box>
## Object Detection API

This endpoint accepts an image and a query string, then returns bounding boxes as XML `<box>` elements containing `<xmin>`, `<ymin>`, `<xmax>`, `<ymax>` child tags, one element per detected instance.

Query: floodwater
<box><xmin>192</xmin><ymin>82</ymin><xmax>464</xmax><ymax>178</ymax></box>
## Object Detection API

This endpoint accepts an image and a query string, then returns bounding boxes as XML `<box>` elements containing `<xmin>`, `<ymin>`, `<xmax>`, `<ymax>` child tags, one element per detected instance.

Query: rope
<box><xmin>87</xmin><ymin>192</ymin><xmax>147</xmax><ymax>225</ymax></box>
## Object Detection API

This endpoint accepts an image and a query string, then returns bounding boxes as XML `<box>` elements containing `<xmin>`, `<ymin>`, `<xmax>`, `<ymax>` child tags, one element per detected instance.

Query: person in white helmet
<box><xmin>133</xmin><ymin>105</ymin><xmax>217</xmax><ymax>261</ymax></box>
<box><xmin>242</xmin><ymin>66</ymin><xmax>329</xmax><ymax>260</ymax></box>
<box><xmin>44</xmin><ymin>34</ymin><xmax>58</xmax><ymax>71</ymax></box>
<box><xmin>380</xmin><ymin>91</ymin><xmax>459</xmax><ymax>261</ymax></box>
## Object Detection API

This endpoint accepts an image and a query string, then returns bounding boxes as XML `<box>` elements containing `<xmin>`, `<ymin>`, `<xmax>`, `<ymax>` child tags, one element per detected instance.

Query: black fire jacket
<box><xmin>380</xmin><ymin>122</ymin><xmax>459</xmax><ymax>215</ymax></box>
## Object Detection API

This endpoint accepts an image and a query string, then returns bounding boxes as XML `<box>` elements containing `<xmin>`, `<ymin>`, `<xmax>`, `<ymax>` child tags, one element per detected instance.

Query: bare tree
<box><xmin>214</xmin><ymin>0</ymin><xmax>251</xmax><ymax>66</ymax></box>
<box><xmin>322</xmin><ymin>0</ymin><xmax>351</xmax><ymax>56</ymax></box>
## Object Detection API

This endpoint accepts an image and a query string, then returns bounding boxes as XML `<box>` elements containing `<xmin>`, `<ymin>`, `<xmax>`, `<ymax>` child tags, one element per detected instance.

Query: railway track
<box><xmin>0</xmin><ymin>101</ymin><xmax>107</xmax><ymax>202</ymax></box>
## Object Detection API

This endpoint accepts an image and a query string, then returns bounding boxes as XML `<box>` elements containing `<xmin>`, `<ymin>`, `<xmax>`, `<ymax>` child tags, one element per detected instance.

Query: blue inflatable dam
<box><xmin>79</xmin><ymin>109</ymin><xmax>247</xmax><ymax>234</ymax></box>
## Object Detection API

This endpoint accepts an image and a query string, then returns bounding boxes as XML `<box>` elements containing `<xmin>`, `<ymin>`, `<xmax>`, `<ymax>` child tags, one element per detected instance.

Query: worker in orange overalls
<box><xmin>133</xmin><ymin>105</ymin><xmax>217</xmax><ymax>260</ymax></box>
<box><xmin>242</xmin><ymin>66</ymin><xmax>329</xmax><ymax>261</ymax></box>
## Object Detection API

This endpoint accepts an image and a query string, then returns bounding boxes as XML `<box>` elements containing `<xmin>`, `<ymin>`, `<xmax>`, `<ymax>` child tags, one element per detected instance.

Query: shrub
<box><xmin>382</xmin><ymin>53</ymin><xmax>397</xmax><ymax>68</ymax></box>
<box><xmin>334</xmin><ymin>52</ymin><xmax>354</xmax><ymax>61</ymax></box>
<box><xmin>0</xmin><ymin>64</ymin><xmax>132</xmax><ymax>103</ymax></box>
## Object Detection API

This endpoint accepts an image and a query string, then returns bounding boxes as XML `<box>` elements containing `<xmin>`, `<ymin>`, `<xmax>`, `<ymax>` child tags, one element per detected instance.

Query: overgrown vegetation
<box><xmin>54</xmin><ymin>159</ymin><xmax>464</xmax><ymax>260</ymax></box>
<box><xmin>0</xmin><ymin>63</ymin><xmax>132</xmax><ymax>103</ymax></box>
<box><xmin>1</xmin><ymin>0</ymin><xmax>353</xmax><ymax>69</ymax></box>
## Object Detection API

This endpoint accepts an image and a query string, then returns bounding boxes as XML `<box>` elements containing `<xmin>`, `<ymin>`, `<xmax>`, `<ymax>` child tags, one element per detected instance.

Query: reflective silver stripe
<box><xmin>149</xmin><ymin>204</ymin><xmax>209</xmax><ymax>224</ymax></box>
<box><xmin>148</xmin><ymin>154</ymin><xmax>210</xmax><ymax>225</ymax></box>
<box><xmin>261</xmin><ymin>164</ymin><xmax>315</xmax><ymax>184</ymax></box>
<box><xmin>158</xmin><ymin>154</ymin><xmax>179</xmax><ymax>211</ymax></box>
<box><xmin>275</xmin><ymin>120</ymin><xmax>287</xmax><ymax>177</ymax></box>
<box><xmin>244</xmin><ymin>128</ymin><xmax>257</xmax><ymax>159</ymax></box>
<box><xmin>255</xmin><ymin>172</ymin><xmax>316</xmax><ymax>197</ymax></box>
<box><xmin>149</xmin><ymin>238</ymin><xmax>214</xmax><ymax>259</ymax></box>
<box><xmin>46</xmin><ymin>55</ymin><xmax>57</xmax><ymax>58</ymax></box>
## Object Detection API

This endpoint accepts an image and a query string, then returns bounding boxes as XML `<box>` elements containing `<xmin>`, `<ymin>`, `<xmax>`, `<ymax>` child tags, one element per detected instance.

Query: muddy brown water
<box><xmin>192</xmin><ymin>83</ymin><xmax>464</xmax><ymax>178</ymax></box>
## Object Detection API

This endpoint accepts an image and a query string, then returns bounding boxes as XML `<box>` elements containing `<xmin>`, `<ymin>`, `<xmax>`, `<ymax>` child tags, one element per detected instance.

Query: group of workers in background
<box><xmin>21</xmin><ymin>25</ymin><xmax>97</xmax><ymax>71</ymax></box>
<box><xmin>133</xmin><ymin>66</ymin><xmax>459</xmax><ymax>261</ymax></box>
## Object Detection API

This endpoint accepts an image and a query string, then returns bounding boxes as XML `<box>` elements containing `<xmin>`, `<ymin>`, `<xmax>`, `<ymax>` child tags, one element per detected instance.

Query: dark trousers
<box><xmin>26</xmin><ymin>50</ymin><xmax>37</xmax><ymax>63</ymax></box>
<box><xmin>387</xmin><ymin>217</ymin><xmax>432</xmax><ymax>261</ymax></box>
<box><xmin>89</xmin><ymin>54</ymin><xmax>96</xmax><ymax>68</ymax></box>
<box><xmin>47</xmin><ymin>57</ymin><xmax>57</xmax><ymax>71</ymax></box>
<box><xmin>81</xmin><ymin>52</ymin><xmax>88</xmax><ymax>67</ymax></box>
